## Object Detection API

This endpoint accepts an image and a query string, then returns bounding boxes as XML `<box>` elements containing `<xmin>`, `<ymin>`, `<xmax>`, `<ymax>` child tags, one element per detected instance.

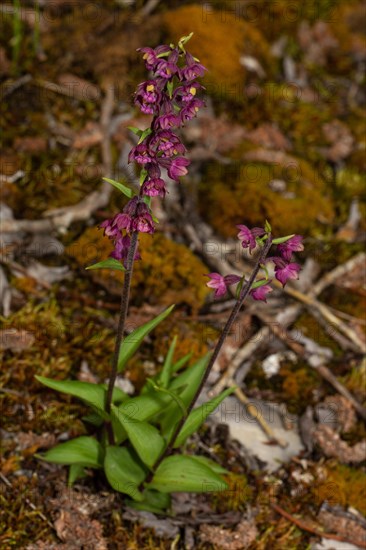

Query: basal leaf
<box><xmin>158</xmin><ymin>335</ymin><xmax>177</xmax><ymax>388</ymax></box>
<box><xmin>112</xmin><ymin>407</ymin><xmax>165</xmax><ymax>468</ymax></box>
<box><xmin>104</xmin><ymin>446</ymin><xmax>146</xmax><ymax>501</ymax></box>
<box><xmin>38</xmin><ymin>436</ymin><xmax>103</xmax><ymax>468</ymax></box>
<box><xmin>189</xmin><ymin>456</ymin><xmax>228</xmax><ymax>475</ymax></box>
<box><xmin>173</xmin><ymin>387</ymin><xmax>236</xmax><ymax>447</ymax></box>
<box><xmin>118</xmin><ymin>305</ymin><xmax>175</xmax><ymax>373</ymax></box>
<box><xmin>68</xmin><ymin>464</ymin><xmax>87</xmax><ymax>487</ymax></box>
<box><xmin>126</xmin><ymin>489</ymin><xmax>171</xmax><ymax>513</ymax></box>
<box><xmin>147</xmin><ymin>455</ymin><xmax>228</xmax><ymax>493</ymax></box>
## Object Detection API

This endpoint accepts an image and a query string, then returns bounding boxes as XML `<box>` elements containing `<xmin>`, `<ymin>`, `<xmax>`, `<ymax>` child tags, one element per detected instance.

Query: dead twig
<box><xmin>272</xmin><ymin>503</ymin><xmax>366</xmax><ymax>549</ymax></box>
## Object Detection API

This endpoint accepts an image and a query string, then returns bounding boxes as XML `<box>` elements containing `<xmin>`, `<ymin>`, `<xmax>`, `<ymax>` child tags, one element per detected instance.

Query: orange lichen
<box><xmin>199</xmin><ymin>158</ymin><xmax>334</xmax><ymax>238</ymax></box>
<box><xmin>163</xmin><ymin>5</ymin><xmax>273</xmax><ymax>102</ymax></box>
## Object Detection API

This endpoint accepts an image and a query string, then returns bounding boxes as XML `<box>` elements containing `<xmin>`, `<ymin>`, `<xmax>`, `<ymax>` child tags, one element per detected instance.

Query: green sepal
<box><xmin>103</xmin><ymin>177</ymin><xmax>134</xmax><ymax>198</ymax></box>
<box><xmin>86</xmin><ymin>258</ymin><xmax>125</xmax><ymax>272</ymax></box>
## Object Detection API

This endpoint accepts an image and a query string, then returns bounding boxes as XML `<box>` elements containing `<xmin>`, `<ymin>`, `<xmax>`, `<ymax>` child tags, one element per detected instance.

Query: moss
<box><xmin>279</xmin><ymin>362</ymin><xmax>321</xmax><ymax>414</ymax></box>
<box><xmin>199</xmin><ymin>157</ymin><xmax>334</xmax><ymax>238</ymax></box>
<box><xmin>163</xmin><ymin>5</ymin><xmax>273</xmax><ymax>103</ymax></box>
<box><xmin>315</xmin><ymin>462</ymin><xmax>366</xmax><ymax>516</ymax></box>
<box><xmin>210</xmin><ymin>473</ymin><xmax>252</xmax><ymax>513</ymax></box>
<box><xmin>67</xmin><ymin>228</ymin><xmax>209</xmax><ymax>311</ymax></box>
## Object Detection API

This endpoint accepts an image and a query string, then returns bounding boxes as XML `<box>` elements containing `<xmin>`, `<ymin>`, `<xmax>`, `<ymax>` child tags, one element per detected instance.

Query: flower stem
<box><xmin>145</xmin><ymin>235</ymin><xmax>273</xmax><ymax>481</ymax></box>
<box><xmin>105</xmin><ymin>231</ymin><xmax>139</xmax><ymax>444</ymax></box>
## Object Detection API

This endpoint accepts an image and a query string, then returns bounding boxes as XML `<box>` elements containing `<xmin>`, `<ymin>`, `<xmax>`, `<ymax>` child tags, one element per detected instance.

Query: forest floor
<box><xmin>1</xmin><ymin>1</ymin><xmax>365</xmax><ymax>549</ymax></box>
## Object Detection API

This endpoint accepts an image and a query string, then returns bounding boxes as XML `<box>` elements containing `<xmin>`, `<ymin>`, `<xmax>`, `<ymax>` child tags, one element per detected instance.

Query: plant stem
<box><xmin>105</xmin><ymin>231</ymin><xmax>139</xmax><ymax>444</ymax></box>
<box><xmin>145</xmin><ymin>235</ymin><xmax>273</xmax><ymax>481</ymax></box>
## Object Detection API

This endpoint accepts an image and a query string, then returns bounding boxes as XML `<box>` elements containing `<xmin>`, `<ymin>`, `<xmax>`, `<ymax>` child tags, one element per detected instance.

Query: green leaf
<box><xmin>68</xmin><ymin>464</ymin><xmax>87</xmax><ymax>487</ymax></box>
<box><xmin>126</xmin><ymin>489</ymin><xmax>171</xmax><ymax>513</ymax></box>
<box><xmin>138</xmin><ymin>128</ymin><xmax>152</xmax><ymax>144</ymax></box>
<box><xmin>159</xmin><ymin>335</ymin><xmax>177</xmax><ymax>388</ymax></box>
<box><xmin>104</xmin><ymin>446</ymin><xmax>146</xmax><ymax>500</ymax></box>
<box><xmin>189</xmin><ymin>456</ymin><xmax>228</xmax><ymax>475</ymax></box>
<box><xmin>86</xmin><ymin>258</ymin><xmax>125</xmax><ymax>272</ymax></box>
<box><xmin>118</xmin><ymin>305</ymin><xmax>175</xmax><ymax>373</ymax></box>
<box><xmin>147</xmin><ymin>455</ymin><xmax>228</xmax><ymax>493</ymax></box>
<box><xmin>146</xmin><ymin>381</ymin><xmax>187</xmax><ymax>418</ymax></box>
<box><xmin>38</xmin><ymin>436</ymin><xmax>103</xmax><ymax>468</ymax></box>
<box><xmin>171</xmin><ymin>353</ymin><xmax>192</xmax><ymax>374</ymax></box>
<box><xmin>251</xmin><ymin>278</ymin><xmax>270</xmax><ymax>290</ymax></box>
<box><xmin>272</xmin><ymin>234</ymin><xmax>295</xmax><ymax>244</ymax></box>
<box><xmin>159</xmin><ymin>354</ymin><xmax>210</xmax><ymax>436</ymax></box>
<box><xmin>235</xmin><ymin>276</ymin><xmax>246</xmax><ymax>299</ymax></box>
<box><xmin>111</xmin><ymin>392</ymin><xmax>172</xmax><ymax>444</ymax></box>
<box><xmin>173</xmin><ymin>387</ymin><xmax>236</xmax><ymax>448</ymax></box>
<box><xmin>35</xmin><ymin>377</ymin><xmax>129</xmax><ymax>418</ymax></box>
<box><xmin>112</xmin><ymin>407</ymin><xmax>165</xmax><ymax>468</ymax></box>
<box><xmin>139</xmin><ymin>167</ymin><xmax>148</xmax><ymax>186</ymax></box>
<box><xmin>128</xmin><ymin>126</ymin><xmax>143</xmax><ymax>136</ymax></box>
<box><xmin>167</xmin><ymin>80</ymin><xmax>174</xmax><ymax>99</ymax></box>
<box><xmin>82</xmin><ymin>412</ymin><xmax>104</xmax><ymax>426</ymax></box>
<box><xmin>103</xmin><ymin>177</ymin><xmax>134</xmax><ymax>198</ymax></box>
<box><xmin>35</xmin><ymin>377</ymin><xmax>108</xmax><ymax>416</ymax></box>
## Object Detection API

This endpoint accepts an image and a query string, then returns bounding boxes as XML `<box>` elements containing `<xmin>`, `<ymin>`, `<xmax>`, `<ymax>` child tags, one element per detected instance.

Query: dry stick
<box><xmin>272</xmin><ymin>503</ymin><xmax>366</xmax><ymax>549</ymax></box>
<box><xmin>233</xmin><ymin>386</ymin><xmax>288</xmax><ymax>448</ymax></box>
<box><xmin>145</xmin><ymin>237</ymin><xmax>274</xmax><ymax>483</ymax></box>
<box><xmin>105</xmin><ymin>232</ymin><xmax>139</xmax><ymax>444</ymax></box>
<box><xmin>257</xmin><ymin>311</ymin><xmax>366</xmax><ymax>421</ymax></box>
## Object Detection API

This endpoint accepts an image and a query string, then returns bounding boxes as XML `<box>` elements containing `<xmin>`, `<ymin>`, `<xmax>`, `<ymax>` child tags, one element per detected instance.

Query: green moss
<box><xmin>210</xmin><ymin>473</ymin><xmax>252</xmax><ymax>513</ymax></box>
<box><xmin>315</xmin><ymin>462</ymin><xmax>366</xmax><ymax>515</ymax></box>
<box><xmin>199</xmin><ymin>157</ymin><xmax>334</xmax><ymax>238</ymax></box>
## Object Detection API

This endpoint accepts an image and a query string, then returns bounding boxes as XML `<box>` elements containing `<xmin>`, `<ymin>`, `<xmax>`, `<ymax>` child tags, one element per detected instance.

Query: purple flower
<box><xmin>128</xmin><ymin>143</ymin><xmax>154</xmax><ymax>165</ymax></box>
<box><xmin>138</xmin><ymin>45</ymin><xmax>171</xmax><ymax>70</ymax></box>
<box><xmin>273</xmin><ymin>258</ymin><xmax>301</xmax><ymax>287</ymax></box>
<box><xmin>131</xmin><ymin>202</ymin><xmax>155</xmax><ymax>234</ymax></box>
<box><xmin>237</xmin><ymin>225</ymin><xmax>257</xmax><ymax>253</ymax></box>
<box><xmin>142</xmin><ymin>177</ymin><xmax>166</xmax><ymax>197</ymax></box>
<box><xmin>174</xmin><ymin>82</ymin><xmax>202</xmax><ymax>103</ymax></box>
<box><xmin>156</xmin><ymin>50</ymin><xmax>179</xmax><ymax>79</ymax></box>
<box><xmin>99</xmin><ymin>218</ymin><xmax>120</xmax><ymax>239</ymax></box>
<box><xmin>277</xmin><ymin>235</ymin><xmax>304</xmax><ymax>262</ymax></box>
<box><xmin>250</xmin><ymin>281</ymin><xmax>273</xmax><ymax>302</ymax></box>
<box><xmin>154</xmin><ymin>113</ymin><xmax>180</xmax><ymax>130</ymax></box>
<box><xmin>134</xmin><ymin>81</ymin><xmax>161</xmax><ymax>115</ymax></box>
<box><xmin>166</xmin><ymin>157</ymin><xmax>191</xmax><ymax>181</ymax></box>
<box><xmin>180</xmin><ymin>99</ymin><xmax>205</xmax><ymax>122</ymax></box>
<box><xmin>114</xmin><ymin>212</ymin><xmax>132</xmax><ymax>232</ymax></box>
<box><xmin>205</xmin><ymin>273</ymin><xmax>241</xmax><ymax>298</ymax></box>
<box><xmin>111</xmin><ymin>235</ymin><xmax>141</xmax><ymax>265</ymax></box>
<box><xmin>152</xmin><ymin>130</ymin><xmax>186</xmax><ymax>157</ymax></box>
<box><xmin>180</xmin><ymin>52</ymin><xmax>206</xmax><ymax>81</ymax></box>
